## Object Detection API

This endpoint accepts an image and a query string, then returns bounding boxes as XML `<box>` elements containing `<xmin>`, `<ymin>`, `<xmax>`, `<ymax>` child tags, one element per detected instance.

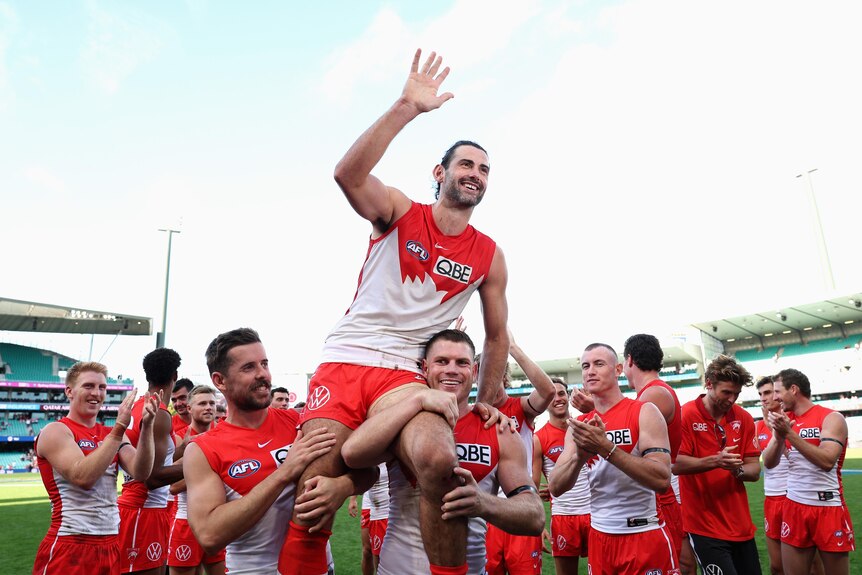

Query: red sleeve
<box><xmin>741</xmin><ymin>413</ymin><xmax>761</xmax><ymax>458</ymax></box>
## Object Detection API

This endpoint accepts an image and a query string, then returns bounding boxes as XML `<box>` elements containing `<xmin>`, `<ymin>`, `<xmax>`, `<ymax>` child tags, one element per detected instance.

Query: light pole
<box><xmin>156</xmin><ymin>228</ymin><xmax>181</xmax><ymax>348</ymax></box>
<box><xmin>796</xmin><ymin>168</ymin><xmax>835</xmax><ymax>291</ymax></box>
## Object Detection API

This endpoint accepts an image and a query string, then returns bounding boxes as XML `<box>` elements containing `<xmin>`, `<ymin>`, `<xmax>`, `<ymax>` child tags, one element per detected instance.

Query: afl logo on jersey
<box><xmin>548</xmin><ymin>446</ymin><xmax>564</xmax><ymax>455</ymax></box>
<box><xmin>229</xmin><ymin>459</ymin><xmax>261</xmax><ymax>478</ymax></box>
<box><xmin>405</xmin><ymin>240</ymin><xmax>429</xmax><ymax>261</ymax></box>
<box><xmin>78</xmin><ymin>439</ymin><xmax>97</xmax><ymax>449</ymax></box>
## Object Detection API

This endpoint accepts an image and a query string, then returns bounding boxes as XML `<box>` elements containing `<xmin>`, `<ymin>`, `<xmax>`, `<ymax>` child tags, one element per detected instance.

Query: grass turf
<box><xmin>3</xmin><ymin>452</ymin><xmax>860</xmax><ymax>574</ymax></box>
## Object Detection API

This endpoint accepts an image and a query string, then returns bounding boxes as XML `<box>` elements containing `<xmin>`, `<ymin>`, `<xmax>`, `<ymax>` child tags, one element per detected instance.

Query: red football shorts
<box><xmin>300</xmin><ymin>363</ymin><xmax>426</xmax><ymax>430</ymax></box>
<box><xmin>551</xmin><ymin>514</ymin><xmax>590</xmax><ymax>557</ymax></box>
<box><xmin>485</xmin><ymin>524</ymin><xmax>542</xmax><ymax>575</ymax></box>
<box><xmin>118</xmin><ymin>506</ymin><xmax>170</xmax><ymax>572</ymax></box>
<box><xmin>763</xmin><ymin>494</ymin><xmax>786</xmax><ymax>540</ymax></box>
<box><xmin>658</xmin><ymin>498</ymin><xmax>683</xmax><ymax>556</ymax></box>
<box><xmin>360</xmin><ymin>509</ymin><xmax>371</xmax><ymax>529</ymax></box>
<box><xmin>780</xmin><ymin>499</ymin><xmax>855</xmax><ymax>552</ymax></box>
<box><xmin>33</xmin><ymin>533</ymin><xmax>119</xmax><ymax>575</ymax></box>
<box><xmin>167</xmin><ymin>518</ymin><xmax>226</xmax><ymax>567</ymax></box>
<box><xmin>587</xmin><ymin>526</ymin><xmax>680</xmax><ymax>575</ymax></box>
<box><xmin>369</xmin><ymin>518</ymin><xmax>389</xmax><ymax>557</ymax></box>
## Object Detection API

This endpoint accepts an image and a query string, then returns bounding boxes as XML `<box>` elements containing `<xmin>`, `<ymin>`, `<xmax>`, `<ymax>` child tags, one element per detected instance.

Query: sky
<box><xmin>2</xmin><ymin>0</ymin><xmax>861</xmax><ymax>398</ymax></box>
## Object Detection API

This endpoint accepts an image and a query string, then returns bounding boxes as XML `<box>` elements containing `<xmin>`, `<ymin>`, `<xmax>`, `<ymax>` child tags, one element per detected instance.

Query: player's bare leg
<box><xmin>554</xmin><ymin>556</ymin><xmax>580</xmax><ymax>575</ymax></box>
<box><xmin>679</xmin><ymin>535</ymin><xmax>696</xmax><ymax>575</ymax></box>
<box><xmin>783</xmin><ymin>547</ymin><xmax>847</xmax><ymax>575</ymax></box>
<box><xmin>378</xmin><ymin>386</ymin><xmax>466</xmax><ymax>569</ymax></box>
<box><xmin>765</xmin><ymin>536</ymin><xmax>783</xmax><ymax>575</ymax></box>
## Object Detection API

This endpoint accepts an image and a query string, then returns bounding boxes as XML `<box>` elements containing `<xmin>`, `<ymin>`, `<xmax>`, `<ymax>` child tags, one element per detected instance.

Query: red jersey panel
<box><xmin>678</xmin><ymin>396</ymin><xmax>760</xmax><ymax>540</ymax></box>
<box><xmin>321</xmin><ymin>202</ymin><xmax>497</xmax><ymax>373</ymax></box>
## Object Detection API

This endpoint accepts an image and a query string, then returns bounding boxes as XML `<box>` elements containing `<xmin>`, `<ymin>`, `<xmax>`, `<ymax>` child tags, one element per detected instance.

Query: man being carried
<box><xmin>763</xmin><ymin>368</ymin><xmax>855</xmax><ymax>575</ymax></box>
<box><xmin>285</xmin><ymin>49</ymin><xmax>510</xmax><ymax>575</ymax></box>
<box><xmin>33</xmin><ymin>362</ymin><xmax>157</xmax><ymax>575</ymax></box>
<box><xmin>342</xmin><ymin>329</ymin><xmax>544</xmax><ymax>574</ymax></box>
<box><xmin>549</xmin><ymin>343</ymin><xmax>677</xmax><ymax>575</ymax></box>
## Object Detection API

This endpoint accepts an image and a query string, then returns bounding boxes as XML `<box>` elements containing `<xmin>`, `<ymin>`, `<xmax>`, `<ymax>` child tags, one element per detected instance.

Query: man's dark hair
<box><xmin>755</xmin><ymin>375</ymin><xmax>774</xmax><ymax>390</ymax></box>
<box><xmin>293</xmin><ymin>401</ymin><xmax>306</xmax><ymax>409</ymax></box>
<box><xmin>205</xmin><ymin>328</ymin><xmax>262</xmax><ymax>375</ymax></box>
<box><xmin>142</xmin><ymin>348</ymin><xmax>181</xmax><ymax>386</ymax></box>
<box><xmin>623</xmin><ymin>334</ymin><xmax>663</xmax><ymax>372</ymax></box>
<box><xmin>173</xmin><ymin>378</ymin><xmax>194</xmax><ymax>394</ymax></box>
<box><xmin>775</xmin><ymin>368</ymin><xmax>811</xmax><ymax>398</ymax></box>
<box><xmin>271</xmin><ymin>386</ymin><xmax>289</xmax><ymax>396</ymax></box>
<box><xmin>704</xmin><ymin>354</ymin><xmax>753</xmax><ymax>388</ymax></box>
<box><xmin>435</xmin><ymin>140</ymin><xmax>488</xmax><ymax>198</ymax></box>
<box><xmin>423</xmin><ymin>329</ymin><xmax>476</xmax><ymax>359</ymax></box>
<box><xmin>550</xmin><ymin>376</ymin><xmax>568</xmax><ymax>391</ymax></box>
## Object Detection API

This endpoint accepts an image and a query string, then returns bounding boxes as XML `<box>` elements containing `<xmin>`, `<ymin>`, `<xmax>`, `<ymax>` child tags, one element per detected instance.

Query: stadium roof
<box><xmin>693</xmin><ymin>291</ymin><xmax>862</xmax><ymax>348</ymax></box>
<box><xmin>0</xmin><ymin>297</ymin><xmax>152</xmax><ymax>336</ymax></box>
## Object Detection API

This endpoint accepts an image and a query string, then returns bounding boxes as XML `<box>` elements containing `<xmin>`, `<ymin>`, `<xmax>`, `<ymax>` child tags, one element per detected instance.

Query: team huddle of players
<box><xmin>32</xmin><ymin>48</ymin><xmax>854</xmax><ymax>575</ymax></box>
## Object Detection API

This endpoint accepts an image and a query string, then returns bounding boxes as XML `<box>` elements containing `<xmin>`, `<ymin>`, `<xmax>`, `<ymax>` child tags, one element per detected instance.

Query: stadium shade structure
<box><xmin>0</xmin><ymin>297</ymin><xmax>152</xmax><ymax>336</ymax></box>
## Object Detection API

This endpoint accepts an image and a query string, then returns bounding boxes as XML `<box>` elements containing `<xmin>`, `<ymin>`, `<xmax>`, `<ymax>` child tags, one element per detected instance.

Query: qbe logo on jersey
<box><xmin>270</xmin><ymin>443</ymin><xmax>294</xmax><ymax>466</ymax></box>
<box><xmin>456</xmin><ymin>443</ymin><xmax>491</xmax><ymax>466</ymax></box>
<box><xmin>605</xmin><ymin>428</ymin><xmax>633</xmax><ymax>446</ymax></box>
<box><xmin>434</xmin><ymin>256</ymin><xmax>472</xmax><ymax>284</ymax></box>
<box><xmin>799</xmin><ymin>427</ymin><xmax>820</xmax><ymax>440</ymax></box>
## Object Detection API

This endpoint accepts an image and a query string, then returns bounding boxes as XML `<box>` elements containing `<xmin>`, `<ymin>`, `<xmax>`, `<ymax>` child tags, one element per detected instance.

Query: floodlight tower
<box><xmin>796</xmin><ymin>169</ymin><xmax>835</xmax><ymax>291</ymax></box>
<box><xmin>156</xmin><ymin>227</ymin><xmax>181</xmax><ymax>348</ymax></box>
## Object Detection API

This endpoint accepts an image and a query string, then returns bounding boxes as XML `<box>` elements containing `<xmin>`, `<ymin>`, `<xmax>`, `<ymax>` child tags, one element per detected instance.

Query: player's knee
<box><xmin>412</xmin><ymin>441</ymin><xmax>459</xmax><ymax>493</ymax></box>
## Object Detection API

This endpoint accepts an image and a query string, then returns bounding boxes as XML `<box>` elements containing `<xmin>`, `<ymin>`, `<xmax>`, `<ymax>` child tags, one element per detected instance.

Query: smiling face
<box><xmin>435</xmin><ymin>145</ymin><xmax>490</xmax><ymax>208</ymax></box>
<box><xmin>171</xmin><ymin>387</ymin><xmax>190</xmax><ymax>416</ymax></box>
<box><xmin>189</xmin><ymin>392</ymin><xmax>216</xmax><ymax>429</ymax></box>
<box><xmin>212</xmin><ymin>342</ymin><xmax>272</xmax><ymax>412</ymax></box>
<box><xmin>580</xmin><ymin>346</ymin><xmax>622</xmax><ymax>397</ymax></box>
<box><xmin>757</xmin><ymin>381</ymin><xmax>781</xmax><ymax>412</ymax></box>
<box><xmin>66</xmin><ymin>370</ymin><xmax>108</xmax><ymax>420</ymax></box>
<box><xmin>548</xmin><ymin>383</ymin><xmax>570</xmax><ymax>419</ymax></box>
<box><xmin>423</xmin><ymin>338</ymin><xmax>477</xmax><ymax>406</ymax></box>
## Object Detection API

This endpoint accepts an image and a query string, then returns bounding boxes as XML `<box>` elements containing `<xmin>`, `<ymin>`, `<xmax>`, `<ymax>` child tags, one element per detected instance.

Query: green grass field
<box><xmin>3</xmin><ymin>454</ymin><xmax>860</xmax><ymax>574</ymax></box>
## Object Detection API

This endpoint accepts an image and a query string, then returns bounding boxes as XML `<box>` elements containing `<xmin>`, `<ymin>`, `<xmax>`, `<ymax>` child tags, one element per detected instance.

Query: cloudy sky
<box><xmin>2</xmin><ymin>1</ymin><xmax>860</xmax><ymax>395</ymax></box>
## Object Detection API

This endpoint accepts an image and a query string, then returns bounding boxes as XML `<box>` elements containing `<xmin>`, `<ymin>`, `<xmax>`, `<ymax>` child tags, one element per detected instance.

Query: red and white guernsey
<box><xmin>175</xmin><ymin>427</ymin><xmax>203</xmax><ymax>520</ymax></box>
<box><xmin>756</xmin><ymin>419</ymin><xmax>788</xmax><ymax>496</ymax></box>
<box><xmin>637</xmin><ymin>379</ymin><xmax>682</xmax><ymax>507</ymax></box>
<box><xmin>193</xmin><ymin>408</ymin><xmax>299</xmax><ymax>574</ymax></box>
<box><xmin>379</xmin><ymin>411</ymin><xmax>501</xmax><ymax>575</ymax></box>
<box><xmin>36</xmin><ymin>418</ymin><xmax>121</xmax><ymax>536</ymax></box>
<box><xmin>581</xmin><ymin>398</ymin><xmax>660</xmax><ymax>534</ymax></box>
<box><xmin>118</xmin><ymin>397</ymin><xmax>175</xmax><ymax>509</ymax></box>
<box><xmin>497</xmin><ymin>396</ymin><xmax>534</xmax><ymax>473</ymax></box>
<box><xmin>786</xmin><ymin>405</ymin><xmax>846</xmax><ymax>507</ymax></box>
<box><xmin>535</xmin><ymin>422</ymin><xmax>590</xmax><ymax>516</ymax></box>
<box><xmin>321</xmin><ymin>202</ymin><xmax>496</xmax><ymax>373</ymax></box>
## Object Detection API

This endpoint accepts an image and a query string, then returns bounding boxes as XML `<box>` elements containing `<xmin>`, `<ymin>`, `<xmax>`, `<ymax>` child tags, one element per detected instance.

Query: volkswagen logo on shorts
<box><xmin>704</xmin><ymin>565</ymin><xmax>723</xmax><ymax>575</ymax></box>
<box><xmin>229</xmin><ymin>459</ymin><xmax>261</xmax><ymax>478</ymax></box>
<box><xmin>556</xmin><ymin>535</ymin><xmax>566</xmax><ymax>550</ymax></box>
<box><xmin>306</xmin><ymin>386</ymin><xmax>331</xmax><ymax>411</ymax></box>
<box><xmin>781</xmin><ymin>522</ymin><xmax>791</xmax><ymax>538</ymax></box>
<box><xmin>175</xmin><ymin>545</ymin><xmax>192</xmax><ymax>562</ymax></box>
<box><xmin>146</xmin><ymin>542</ymin><xmax>163</xmax><ymax>562</ymax></box>
<box><xmin>405</xmin><ymin>240</ymin><xmax>429</xmax><ymax>261</ymax></box>
<box><xmin>372</xmin><ymin>535</ymin><xmax>382</xmax><ymax>551</ymax></box>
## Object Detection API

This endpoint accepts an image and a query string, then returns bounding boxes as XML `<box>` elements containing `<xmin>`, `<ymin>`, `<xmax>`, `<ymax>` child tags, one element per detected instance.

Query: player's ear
<box><xmin>64</xmin><ymin>385</ymin><xmax>73</xmax><ymax>400</ymax></box>
<box><xmin>433</xmin><ymin>164</ymin><xmax>445</xmax><ymax>183</ymax></box>
<box><xmin>421</xmin><ymin>359</ymin><xmax>428</xmax><ymax>375</ymax></box>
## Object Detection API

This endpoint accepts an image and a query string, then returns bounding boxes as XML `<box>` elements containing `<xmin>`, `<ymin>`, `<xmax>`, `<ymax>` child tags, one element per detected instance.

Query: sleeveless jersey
<box><xmin>193</xmin><ymin>407</ymin><xmax>300</xmax><ymax>574</ymax></box>
<box><xmin>580</xmin><ymin>398</ymin><xmax>659</xmax><ymax>534</ymax></box>
<box><xmin>367</xmin><ymin>462</ymin><xmax>390</xmax><ymax>521</ymax></box>
<box><xmin>636</xmin><ymin>379</ymin><xmax>682</xmax><ymax>508</ymax></box>
<box><xmin>321</xmin><ymin>202</ymin><xmax>497</xmax><ymax>373</ymax></box>
<box><xmin>756</xmin><ymin>418</ymin><xmax>789</xmax><ymax>496</ymax></box>
<box><xmin>535</xmin><ymin>421</ymin><xmax>590</xmax><ymax>516</ymax></box>
<box><xmin>379</xmin><ymin>411</ymin><xmax>501</xmax><ymax>575</ymax></box>
<box><xmin>118</xmin><ymin>397</ymin><xmax>175</xmax><ymax>509</ymax></box>
<box><xmin>36</xmin><ymin>418</ymin><xmax>121</xmax><ymax>536</ymax></box>
<box><xmin>785</xmin><ymin>405</ymin><xmax>846</xmax><ymax>507</ymax></box>
<box><xmin>175</xmin><ymin>426</ymin><xmax>204</xmax><ymax>520</ymax></box>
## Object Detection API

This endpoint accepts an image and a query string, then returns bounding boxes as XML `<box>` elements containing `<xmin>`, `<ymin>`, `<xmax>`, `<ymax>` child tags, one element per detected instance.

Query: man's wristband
<box><xmin>506</xmin><ymin>485</ymin><xmax>538</xmax><ymax>498</ymax></box>
<box><xmin>734</xmin><ymin>466</ymin><xmax>744</xmax><ymax>478</ymax></box>
<box><xmin>603</xmin><ymin>444</ymin><xmax>617</xmax><ymax>460</ymax></box>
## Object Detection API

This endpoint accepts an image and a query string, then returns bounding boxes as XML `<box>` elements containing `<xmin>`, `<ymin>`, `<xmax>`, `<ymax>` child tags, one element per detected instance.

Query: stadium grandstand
<box><xmin>497</xmin><ymin>292</ymin><xmax>862</xmax><ymax>447</ymax></box>
<box><xmin>0</xmin><ymin>297</ymin><xmax>152</xmax><ymax>473</ymax></box>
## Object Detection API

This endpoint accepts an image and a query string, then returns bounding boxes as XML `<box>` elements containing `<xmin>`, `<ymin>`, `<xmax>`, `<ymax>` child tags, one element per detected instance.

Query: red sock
<box><xmin>278</xmin><ymin>520</ymin><xmax>332</xmax><ymax>575</ymax></box>
<box><xmin>429</xmin><ymin>564</ymin><xmax>468</xmax><ymax>575</ymax></box>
